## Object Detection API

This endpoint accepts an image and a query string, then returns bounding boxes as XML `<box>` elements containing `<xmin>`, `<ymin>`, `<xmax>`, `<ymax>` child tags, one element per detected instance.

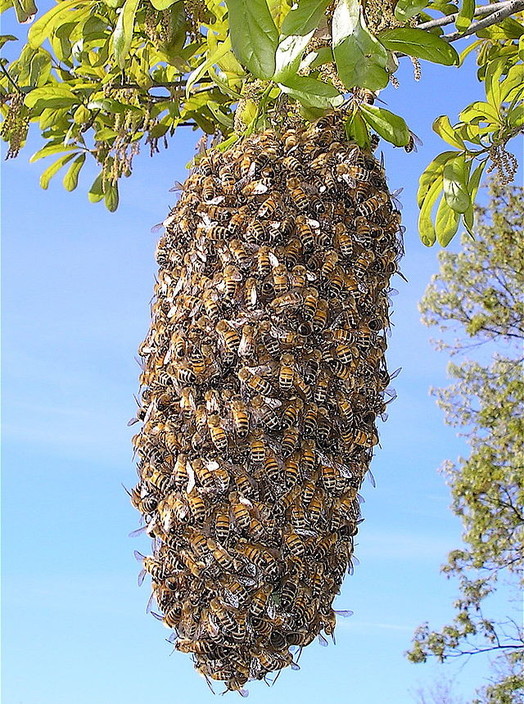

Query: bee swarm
<box><xmin>131</xmin><ymin>115</ymin><xmax>402</xmax><ymax>694</ymax></box>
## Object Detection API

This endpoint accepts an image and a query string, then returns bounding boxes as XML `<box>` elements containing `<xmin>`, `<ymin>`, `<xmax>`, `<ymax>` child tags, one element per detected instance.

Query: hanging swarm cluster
<box><xmin>130</xmin><ymin>113</ymin><xmax>402</xmax><ymax>694</ymax></box>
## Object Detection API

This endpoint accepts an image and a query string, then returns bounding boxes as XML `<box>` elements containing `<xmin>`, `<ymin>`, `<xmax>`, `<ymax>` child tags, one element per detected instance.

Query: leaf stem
<box><xmin>0</xmin><ymin>61</ymin><xmax>23</xmax><ymax>95</ymax></box>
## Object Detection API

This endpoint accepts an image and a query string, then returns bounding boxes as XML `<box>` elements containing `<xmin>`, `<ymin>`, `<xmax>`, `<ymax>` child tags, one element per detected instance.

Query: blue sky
<box><xmin>2</xmin><ymin>12</ymin><xmax>521</xmax><ymax>704</ymax></box>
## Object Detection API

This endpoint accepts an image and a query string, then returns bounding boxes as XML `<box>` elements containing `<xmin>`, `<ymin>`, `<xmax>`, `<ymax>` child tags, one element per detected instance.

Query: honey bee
<box><xmin>222</xmin><ymin>264</ymin><xmax>243</xmax><ymax>298</ymax></box>
<box><xmin>231</xmin><ymin>396</ymin><xmax>250</xmax><ymax>438</ymax></box>
<box><xmin>229</xmin><ymin>205</ymin><xmax>251</xmax><ymax>234</ymax></box>
<box><xmin>208</xmin><ymin>414</ymin><xmax>229</xmax><ymax>453</ymax></box>
<box><xmin>249</xmin><ymin>428</ymin><xmax>266</xmax><ymax>464</ymax></box>
<box><xmin>278</xmin><ymin>353</ymin><xmax>296</xmax><ymax>391</ymax></box>
<box><xmin>246</xmin><ymin>220</ymin><xmax>267</xmax><ymax>243</ymax></box>
<box><xmin>321</xmin><ymin>250</ymin><xmax>339</xmax><ymax>278</ymax></box>
<box><xmin>263</xmin><ymin>450</ymin><xmax>281</xmax><ymax>484</ymax></box>
<box><xmin>303</xmin><ymin>402</ymin><xmax>319</xmax><ymax>437</ymax></box>
<box><xmin>281</xmin><ymin>397</ymin><xmax>303</xmax><ymax>429</ymax></box>
<box><xmin>249</xmin><ymin>584</ymin><xmax>272</xmax><ymax>617</ymax></box>
<box><xmin>356</xmin><ymin>191</ymin><xmax>389</xmax><ymax>217</ymax></box>
<box><xmin>283</xmin><ymin>237</ymin><xmax>303</xmax><ymax>267</ymax></box>
<box><xmin>314</xmin><ymin>370</ymin><xmax>330</xmax><ymax>404</ymax></box>
<box><xmin>284</xmin><ymin>453</ymin><xmax>300</xmax><ymax>486</ymax></box>
<box><xmin>220</xmin><ymin>576</ymin><xmax>249</xmax><ymax>606</ymax></box>
<box><xmin>238</xmin><ymin>367</ymin><xmax>273</xmax><ymax>396</ymax></box>
<box><xmin>216</xmin><ymin>320</ymin><xmax>241</xmax><ymax>356</ymax></box>
<box><xmin>229</xmin><ymin>491</ymin><xmax>252</xmax><ymax>530</ymax></box>
<box><xmin>272</xmin><ymin>264</ymin><xmax>289</xmax><ymax>294</ymax></box>
<box><xmin>236</xmin><ymin>542</ymin><xmax>279</xmax><ymax>579</ymax></box>
<box><xmin>256</xmin><ymin>245</ymin><xmax>272</xmax><ymax>278</ymax></box>
<box><xmin>284</xmin><ymin>529</ymin><xmax>305</xmax><ymax>557</ymax></box>
<box><xmin>290</xmin><ymin>264</ymin><xmax>308</xmax><ymax>288</ymax></box>
<box><xmin>301</xmin><ymin>440</ymin><xmax>317</xmax><ymax>474</ymax></box>
<box><xmin>312</xmin><ymin>298</ymin><xmax>329</xmax><ymax>331</ymax></box>
<box><xmin>252</xmin><ymin>395</ymin><xmax>281</xmax><ymax>431</ymax></box>
<box><xmin>282</xmin><ymin>426</ymin><xmax>300</xmax><ymax>457</ymax></box>
<box><xmin>258</xmin><ymin>193</ymin><xmax>281</xmax><ymax>218</ymax></box>
<box><xmin>295</xmin><ymin>215</ymin><xmax>316</xmax><ymax>251</ymax></box>
<box><xmin>227</xmin><ymin>240</ymin><xmax>251</xmax><ymax>272</ymax></box>
<box><xmin>202</xmin><ymin>289</ymin><xmax>220</xmax><ymax>320</ymax></box>
<box><xmin>207</xmin><ymin>538</ymin><xmax>237</xmax><ymax>572</ymax></box>
<box><xmin>187</xmin><ymin>488</ymin><xmax>207</xmax><ymax>523</ymax></box>
<box><xmin>302</xmin><ymin>287</ymin><xmax>319</xmax><ymax>319</ymax></box>
<box><xmin>213</xmin><ymin>506</ymin><xmax>231</xmax><ymax>543</ymax></box>
<box><xmin>241</xmin><ymin>179</ymin><xmax>269</xmax><ymax>196</ymax></box>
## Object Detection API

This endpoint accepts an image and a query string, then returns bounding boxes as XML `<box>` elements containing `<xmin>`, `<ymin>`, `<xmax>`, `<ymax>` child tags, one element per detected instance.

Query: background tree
<box><xmin>408</xmin><ymin>179</ymin><xmax>524</xmax><ymax>703</ymax></box>
<box><xmin>0</xmin><ymin>0</ymin><xmax>523</xmax><ymax>245</ymax></box>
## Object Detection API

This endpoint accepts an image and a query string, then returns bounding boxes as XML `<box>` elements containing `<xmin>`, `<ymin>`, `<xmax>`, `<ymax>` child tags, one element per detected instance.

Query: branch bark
<box><xmin>443</xmin><ymin>0</ymin><xmax>524</xmax><ymax>42</ymax></box>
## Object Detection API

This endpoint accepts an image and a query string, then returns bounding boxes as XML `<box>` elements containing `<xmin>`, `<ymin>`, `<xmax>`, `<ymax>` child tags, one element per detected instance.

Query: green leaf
<box><xmin>111</xmin><ymin>0</ymin><xmax>140</xmax><ymax>69</ymax></box>
<box><xmin>305</xmin><ymin>45</ymin><xmax>334</xmax><ymax>69</ymax></box>
<box><xmin>104</xmin><ymin>181</ymin><xmax>119</xmax><ymax>211</ymax></box>
<box><xmin>463</xmin><ymin>160</ymin><xmax>486</xmax><ymax>235</ymax></box>
<box><xmin>186</xmin><ymin>40</ymin><xmax>231</xmax><ymax>96</ymax></box>
<box><xmin>459</xmin><ymin>101</ymin><xmax>500</xmax><ymax>125</ymax></box>
<box><xmin>24</xmin><ymin>85</ymin><xmax>77</xmax><ymax>109</ymax></box>
<box><xmin>500</xmin><ymin>64</ymin><xmax>524</xmax><ymax>104</ymax></box>
<box><xmin>38</xmin><ymin>106</ymin><xmax>69</xmax><ymax>130</ymax></box>
<box><xmin>379</xmin><ymin>27</ymin><xmax>459</xmax><ymax>66</ymax></box>
<box><xmin>63</xmin><ymin>153</ymin><xmax>86</xmax><ymax>191</ymax></box>
<box><xmin>332</xmin><ymin>0</ymin><xmax>389</xmax><ymax>91</ymax></box>
<box><xmin>150</xmin><ymin>0</ymin><xmax>178</xmax><ymax>9</ymax></box>
<box><xmin>360</xmin><ymin>104</ymin><xmax>410</xmax><ymax>147</ymax></box>
<box><xmin>281</xmin><ymin>0</ymin><xmax>330</xmax><ymax>36</ymax></box>
<box><xmin>28</xmin><ymin>0</ymin><xmax>91</xmax><ymax>48</ymax></box>
<box><xmin>433</xmin><ymin>114</ymin><xmax>465</xmax><ymax>149</ymax></box>
<box><xmin>27</xmin><ymin>49</ymin><xmax>52</xmax><ymax>88</ymax></box>
<box><xmin>87</xmin><ymin>97</ymin><xmax>138</xmax><ymax>113</ymax></box>
<box><xmin>443</xmin><ymin>155</ymin><xmax>471</xmax><ymax>213</ymax></box>
<box><xmin>435</xmin><ymin>195</ymin><xmax>460</xmax><ymax>246</ymax></box>
<box><xmin>417</xmin><ymin>150</ymin><xmax>456</xmax><ymax>206</ymax></box>
<box><xmin>418</xmin><ymin>176</ymin><xmax>443</xmax><ymax>246</ymax></box>
<box><xmin>274</xmin><ymin>31</ymin><xmax>314</xmax><ymax>81</ymax></box>
<box><xmin>0</xmin><ymin>35</ymin><xmax>17</xmax><ymax>49</ymax></box>
<box><xmin>225</xmin><ymin>0</ymin><xmax>279</xmax><ymax>79</ymax></box>
<box><xmin>12</xmin><ymin>0</ymin><xmax>37</xmax><ymax>23</ymax></box>
<box><xmin>88</xmin><ymin>172</ymin><xmax>104</xmax><ymax>202</ymax></box>
<box><xmin>455</xmin><ymin>0</ymin><xmax>474</xmax><ymax>32</ymax></box>
<box><xmin>394</xmin><ymin>0</ymin><xmax>427</xmax><ymax>22</ymax></box>
<box><xmin>484</xmin><ymin>58</ymin><xmax>504</xmax><ymax>109</ymax></box>
<box><xmin>279</xmin><ymin>74</ymin><xmax>344</xmax><ymax>108</ymax></box>
<box><xmin>30</xmin><ymin>141</ymin><xmax>79</xmax><ymax>162</ymax></box>
<box><xmin>345</xmin><ymin>110</ymin><xmax>370</xmax><ymax>149</ymax></box>
<box><xmin>508</xmin><ymin>104</ymin><xmax>524</xmax><ymax>128</ymax></box>
<box><xmin>39</xmin><ymin>152</ymin><xmax>76</xmax><ymax>190</ymax></box>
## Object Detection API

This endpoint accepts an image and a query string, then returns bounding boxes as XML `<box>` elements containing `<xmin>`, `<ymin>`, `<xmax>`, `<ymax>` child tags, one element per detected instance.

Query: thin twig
<box><xmin>0</xmin><ymin>61</ymin><xmax>23</xmax><ymax>94</ymax></box>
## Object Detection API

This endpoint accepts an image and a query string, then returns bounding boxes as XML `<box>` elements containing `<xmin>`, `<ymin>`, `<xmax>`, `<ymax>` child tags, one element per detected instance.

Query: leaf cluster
<box><xmin>0</xmin><ymin>0</ymin><xmax>522</xmax><ymax>238</ymax></box>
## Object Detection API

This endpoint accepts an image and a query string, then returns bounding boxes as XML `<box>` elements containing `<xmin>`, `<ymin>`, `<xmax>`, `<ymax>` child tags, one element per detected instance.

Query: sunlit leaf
<box><xmin>360</xmin><ymin>104</ymin><xmax>410</xmax><ymax>147</ymax></box>
<box><xmin>433</xmin><ymin>114</ymin><xmax>465</xmax><ymax>149</ymax></box>
<box><xmin>281</xmin><ymin>0</ymin><xmax>330</xmax><ymax>36</ymax></box>
<box><xmin>279</xmin><ymin>74</ymin><xmax>344</xmax><ymax>108</ymax></box>
<box><xmin>455</xmin><ymin>0</ymin><xmax>474</xmax><ymax>32</ymax></box>
<box><xmin>394</xmin><ymin>0</ymin><xmax>427</xmax><ymax>22</ymax></box>
<box><xmin>332</xmin><ymin>0</ymin><xmax>389</xmax><ymax>91</ymax></box>
<box><xmin>435</xmin><ymin>195</ymin><xmax>461</xmax><ymax>246</ymax></box>
<box><xmin>443</xmin><ymin>155</ymin><xmax>471</xmax><ymax>213</ymax></box>
<box><xmin>417</xmin><ymin>150</ymin><xmax>456</xmax><ymax>207</ymax></box>
<box><xmin>225</xmin><ymin>0</ymin><xmax>279</xmax><ymax>79</ymax></box>
<box><xmin>39</xmin><ymin>152</ymin><xmax>76</xmax><ymax>189</ymax></box>
<box><xmin>63</xmin><ymin>152</ymin><xmax>86</xmax><ymax>191</ymax></box>
<box><xmin>274</xmin><ymin>31</ymin><xmax>314</xmax><ymax>81</ymax></box>
<box><xmin>379</xmin><ymin>27</ymin><xmax>459</xmax><ymax>66</ymax></box>
<box><xmin>111</xmin><ymin>0</ymin><xmax>140</xmax><ymax>68</ymax></box>
<box><xmin>418</xmin><ymin>176</ymin><xmax>443</xmax><ymax>246</ymax></box>
<box><xmin>28</xmin><ymin>0</ymin><xmax>92</xmax><ymax>48</ymax></box>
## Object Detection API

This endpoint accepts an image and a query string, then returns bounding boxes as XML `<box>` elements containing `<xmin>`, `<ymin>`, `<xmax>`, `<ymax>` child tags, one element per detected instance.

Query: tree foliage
<box><xmin>408</xmin><ymin>180</ymin><xmax>524</xmax><ymax>703</ymax></box>
<box><xmin>0</xmin><ymin>0</ymin><xmax>523</xmax><ymax>240</ymax></box>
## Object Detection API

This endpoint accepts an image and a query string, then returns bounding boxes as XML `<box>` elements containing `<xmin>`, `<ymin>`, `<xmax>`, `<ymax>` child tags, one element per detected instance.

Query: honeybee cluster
<box><xmin>130</xmin><ymin>114</ymin><xmax>402</xmax><ymax>694</ymax></box>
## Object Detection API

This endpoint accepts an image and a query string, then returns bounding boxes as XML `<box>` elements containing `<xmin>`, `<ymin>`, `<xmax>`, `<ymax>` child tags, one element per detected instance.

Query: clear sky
<box><xmin>2</xmin><ymin>11</ymin><xmax>520</xmax><ymax>704</ymax></box>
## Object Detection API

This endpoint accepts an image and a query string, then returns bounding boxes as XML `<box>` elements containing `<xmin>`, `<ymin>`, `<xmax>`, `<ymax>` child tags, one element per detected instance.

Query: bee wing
<box><xmin>186</xmin><ymin>461</ymin><xmax>196</xmax><ymax>494</ymax></box>
<box><xmin>137</xmin><ymin>568</ymin><xmax>147</xmax><ymax>587</ymax></box>
<box><xmin>334</xmin><ymin>609</ymin><xmax>354</xmax><ymax>618</ymax></box>
<box><xmin>318</xmin><ymin>633</ymin><xmax>329</xmax><ymax>647</ymax></box>
<box><xmin>129</xmin><ymin>525</ymin><xmax>148</xmax><ymax>538</ymax></box>
<box><xmin>151</xmin><ymin>222</ymin><xmax>164</xmax><ymax>233</ymax></box>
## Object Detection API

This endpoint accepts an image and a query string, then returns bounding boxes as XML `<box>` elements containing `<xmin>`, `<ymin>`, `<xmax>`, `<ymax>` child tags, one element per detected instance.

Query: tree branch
<box><xmin>443</xmin><ymin>0</ymin><xmax>524</xmax><ymax>42</ymax></box>
<box><xmin>416</xmin><ymin>1</ymin><xmax>522</xmax><ymax>32</ymax></box>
